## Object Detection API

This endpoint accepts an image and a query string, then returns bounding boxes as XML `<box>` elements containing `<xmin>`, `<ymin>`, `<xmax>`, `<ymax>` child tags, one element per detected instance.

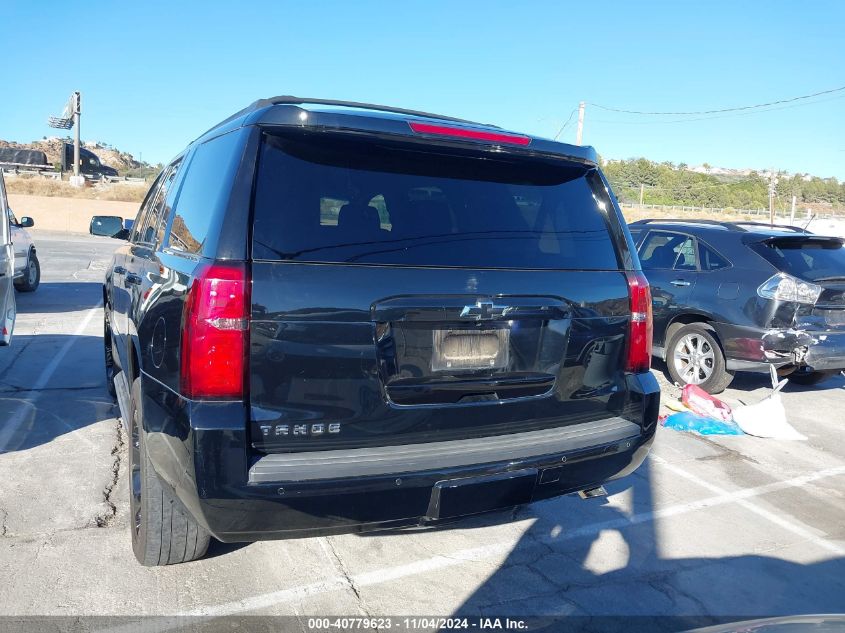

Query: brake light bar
<box><xmin>180</xmin><ymin>262</ymin><xmax>249</xmax><ymax>399</ymax></box>
<box><xmin>408</xmin><ymin>121</ymin><xmax>531</xmax><ymax>146</ymax></box>
<box><xmin>625</xmin><ymin>271</ymin><xmax>653</xmax><ymax>373</ymax></box>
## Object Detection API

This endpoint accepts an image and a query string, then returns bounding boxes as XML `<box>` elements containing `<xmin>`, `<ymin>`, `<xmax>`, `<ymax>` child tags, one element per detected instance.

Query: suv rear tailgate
<box><xmin>248</xmin><ymin>129</ymin><xmax>640</xmax><ymax>453</ymax></box>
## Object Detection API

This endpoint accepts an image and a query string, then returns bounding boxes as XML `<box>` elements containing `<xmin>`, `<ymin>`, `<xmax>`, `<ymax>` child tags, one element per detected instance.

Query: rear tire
<box><xmin>14</xmin><ymin>251</ymin><xmax>40</xmax><ymax>292</ymax></box>
<box><xmin>129</xmin><ymin>377</ymin><xmax>210</xmax><ymax>566</ymax></box>
<box><xmin>788</xmin><ymin>370</ymin><xmax>838</xmax><ymax>386</ymax></box>
<box><xmin>666</xmin><ymin>323</ymin><xmax>734</xmax><ymax>394</ymax></box>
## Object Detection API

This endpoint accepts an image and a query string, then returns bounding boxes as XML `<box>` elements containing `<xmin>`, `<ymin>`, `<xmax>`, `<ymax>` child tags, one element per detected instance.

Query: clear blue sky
<box><xmin>5</xmin><ymin>1</ymin><xmax>844</xmax><ymax>178</ymax></box>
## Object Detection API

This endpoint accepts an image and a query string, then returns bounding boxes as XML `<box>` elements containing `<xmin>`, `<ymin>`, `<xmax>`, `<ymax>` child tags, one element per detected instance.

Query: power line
<box><xmin>552</xmin><ymin>108</ymin><xmax>578</xmax><ymax>140</ymax></box>
<box><xmin>589</xmin><ymin>83</ymin><xmax>845</xmax><ymax>116</ymax></box>
<box><xmin>589</xmin><ymin>93</ymin><xmax>845</xmax><ymax>125</ymax></box>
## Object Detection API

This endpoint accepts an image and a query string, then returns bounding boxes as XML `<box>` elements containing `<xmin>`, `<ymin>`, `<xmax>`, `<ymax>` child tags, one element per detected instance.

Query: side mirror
<box><xmin>89</xmin><ymin>215</ymin><xmax>125</xmax><ymax>238</ymax></box>
<box><xmin>19</xmin><ymin>216</ymin><xmax>34</xmax><ymax>228</ymax></box>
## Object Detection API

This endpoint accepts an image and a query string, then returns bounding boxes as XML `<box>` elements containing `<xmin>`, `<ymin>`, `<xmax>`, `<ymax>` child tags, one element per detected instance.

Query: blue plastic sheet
<box><xmin>661</xmin><ymin>411</ymin><xmax>743</xmax><ymax>436</ymax></box>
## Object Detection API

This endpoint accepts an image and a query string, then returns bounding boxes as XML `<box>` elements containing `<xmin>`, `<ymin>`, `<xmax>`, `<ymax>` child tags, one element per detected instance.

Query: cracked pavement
<box><xmin>0</xmin><ymin>232</ymin><xmax>843</xmax><ymax>623</ymax></box>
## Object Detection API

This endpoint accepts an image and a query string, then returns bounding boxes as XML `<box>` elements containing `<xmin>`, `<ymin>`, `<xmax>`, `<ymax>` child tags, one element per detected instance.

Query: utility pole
<box><xmin>72</xmin><ymin>91</ymin><xmax>81</xmax><ymax>179</ymax></box>
<box><xmin>790</xmin><ymin>194</ymin><xmax>797</xmax><ymax>226</ymax></box>
<box><xmin>575</xmin><ymin>101</ymin><xmax>585</xmax><ymax>145</ymax></box>
<box><xmin>639</xmin><ymin>183</ymin><xmax>645</xmax><ymax>207</ymax></box>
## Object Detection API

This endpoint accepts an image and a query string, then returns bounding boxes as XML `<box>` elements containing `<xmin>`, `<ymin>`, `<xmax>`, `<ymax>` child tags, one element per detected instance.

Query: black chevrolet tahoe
<box><xmin>102</xmin><ymin>97</ymin><xmax>659</xmax><ymax>565</ymax></box>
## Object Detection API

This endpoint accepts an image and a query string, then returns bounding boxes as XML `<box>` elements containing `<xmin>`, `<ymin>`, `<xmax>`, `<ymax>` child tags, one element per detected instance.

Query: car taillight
<box><xmin>625</xmin><ymin>271</ymin><xmax>653</xmax><ymax>373</ymax></box>
<box><xmin>180</xmin><ymin>262</ymin><xmax>249</xmax><ymax>399</ymax></box>
<box><xmin>408</xmin><ymin>121</ymin><xmax>531</xmax><ymax>146</ymax></box>
<box><xmin>757</xmin><ymin>272</ymin><xmax>822</xmax><ymax>305</ymax></box>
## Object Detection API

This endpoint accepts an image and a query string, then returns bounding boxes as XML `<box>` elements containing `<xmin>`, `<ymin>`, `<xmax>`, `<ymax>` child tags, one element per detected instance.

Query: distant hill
<box><xmin>602</xmin><ymin>158</ymin><xmax>845</xmax><ymax>212</ymax></box>
<box><xmin>0</xmin><ymin>137</ymin><xmax>156</xmax><ymax>177</ymax></box>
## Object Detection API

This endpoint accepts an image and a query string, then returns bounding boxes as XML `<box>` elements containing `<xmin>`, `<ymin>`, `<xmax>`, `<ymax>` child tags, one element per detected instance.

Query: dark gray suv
<box><xmin>630</xmin><ymin>219</ymin><xmax>845</xmax><ymax>392</ymax></box>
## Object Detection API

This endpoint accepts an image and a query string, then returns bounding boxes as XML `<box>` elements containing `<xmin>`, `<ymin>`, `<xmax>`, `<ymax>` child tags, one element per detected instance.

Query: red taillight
<box><xmin>180</xmin><ymin>262</ymin><xmax>249</xmax><ymax>399</ymax></box>
<box><xmin>625</xmin><ymin>271</ymin><xmax>653</xmax><ymax>373</ymax></box>
<box><xmin>408</xmin><ymin>121</ymin><xmax>531</xmax><ymax>146</ymax></box>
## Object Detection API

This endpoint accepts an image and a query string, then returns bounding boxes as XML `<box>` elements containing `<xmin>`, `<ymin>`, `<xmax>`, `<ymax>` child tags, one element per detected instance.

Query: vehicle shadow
<box><xmin>729</xmin><ymin>370</ymin><xmax>845</xmax><ymax>393</ymax></box>
<box><xmin>13</xmin><ymin>282</ymin><xmax>104</xmax><ymax>314</ymax></box>
<box><xmin>654</xmin><ymin>357</ymin><xmax>845</xmax><ymax>394</ymax></box>
<box><xmin>447</xmin><ymin>458</ymin><xmax>845</xmax><ymax>630</ymax></box>
<box><xmin>0</xmin><ymin>334</ymin><xmax>114</xmax><ymax>453</ymax></box>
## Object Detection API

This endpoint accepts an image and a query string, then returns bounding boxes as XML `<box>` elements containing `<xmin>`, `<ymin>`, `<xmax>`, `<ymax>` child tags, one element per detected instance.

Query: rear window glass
<box><xmin>752</xmin><ymin>238</ymin><xmax>845</xmax><ymax>282</ymax></box>
<box><xmin>251</xmin><ymin>133</ymin><xmax>620</xmax><ymax>269</ymax></box>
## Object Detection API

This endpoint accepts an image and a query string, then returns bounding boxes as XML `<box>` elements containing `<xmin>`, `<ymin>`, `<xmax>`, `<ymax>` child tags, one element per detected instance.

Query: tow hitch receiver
<box><xmin>578</xmin><ymin>485</ymin><xmax>608</xmax><ymax>499</ymax></box>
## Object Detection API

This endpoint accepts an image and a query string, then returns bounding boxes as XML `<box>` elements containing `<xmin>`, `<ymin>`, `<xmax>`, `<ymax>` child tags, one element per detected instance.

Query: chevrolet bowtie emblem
<box><xmin>460</xmin><ymin>300</ymin><xmax>511</xmax><ymax>320</ymax></box>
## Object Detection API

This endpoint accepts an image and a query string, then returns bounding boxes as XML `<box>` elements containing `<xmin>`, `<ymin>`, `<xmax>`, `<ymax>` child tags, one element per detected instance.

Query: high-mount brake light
<box><xmin>180</xmin><ymin>262</ymin><xmax>249</xmax><ymax>399</ymax></box>
<box><xmin>408</xmin><ymin>121</ymin><xmax>531</xmax><ymax>146</ymax></box>
<box><xmin>625</xmin><ymin>271</ymin><xmax>653</xmax><ymax>373</ymax></box>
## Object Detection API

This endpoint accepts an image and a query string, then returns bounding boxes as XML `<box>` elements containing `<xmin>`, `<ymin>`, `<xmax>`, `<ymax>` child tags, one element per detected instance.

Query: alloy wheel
<box><xmin>672</xmin><ymin>333</ymin><xmax>715</xmax><ymax>384</ymax></box>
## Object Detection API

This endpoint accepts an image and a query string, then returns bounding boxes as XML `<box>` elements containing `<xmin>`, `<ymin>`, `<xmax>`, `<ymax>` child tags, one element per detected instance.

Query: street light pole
<box><xmin>72</xmin><ymin>92</ymin><xmax>81</xmax><ymax>178</ymax></box>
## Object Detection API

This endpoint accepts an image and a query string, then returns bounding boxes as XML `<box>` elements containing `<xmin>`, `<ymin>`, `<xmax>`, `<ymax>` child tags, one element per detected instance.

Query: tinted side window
<box><xmin>628</xmin><ymin>228</ymin><xmax>643</xmax><ymax>246</ymax></box>
<box><xmin>135</xmin><ymin>162</ymin><xmax>182</xmax><ymax>246</ymax></box>
<box><xmin>699</xmin><ymin>243</ymin><xmax>730</xmax><ymax>271</ymax></box>
<box><xmin>674</xmin><ymin>237</ymin><xmax>696</xmax><ymax>270</ymax></box>
<box><xmin>153</xmin><ymin>159</ymin><xmax>183</xmax><ymax>246</ymax></box>
<box><xmin>640</xmin><ymin>232</ymin><xmax>680</xmax><ymax>269</ymax></box>
<box><xmin>131</xmin><ymin>174</ymin><xmax>164</xmax><ymax>243</ymax></box>
<box><xmin>167</xmin><ymin>131</ymin><xmax>242</xmax><ymax>255</ymax></box>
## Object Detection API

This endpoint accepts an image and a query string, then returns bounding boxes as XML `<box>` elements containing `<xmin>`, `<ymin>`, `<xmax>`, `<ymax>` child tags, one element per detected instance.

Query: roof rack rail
<box><xmin>629</xmin><ymin>218</ymin><xmax>809</xmax><ymax>233</ymax></box>
<box><xmin>256</xmin><ymin>95</ymin><xmax>491</xmax><ymax>127</ymax></box>
<box><xmin>731</xmin><ymin>221</ymin><xmax>808</xmax><ymax>233</ymax></box>
<box><xmin>629</xmin><ymin>219</ymin><xmax>746</xmax><ymax>231</ymax></box>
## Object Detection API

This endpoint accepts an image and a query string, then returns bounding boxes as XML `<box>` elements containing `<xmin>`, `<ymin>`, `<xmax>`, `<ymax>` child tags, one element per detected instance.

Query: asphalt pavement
<box><xmin>0</xmin><ymin>232</ymin><xmax>843</xmax><ymax>628</ymax></box>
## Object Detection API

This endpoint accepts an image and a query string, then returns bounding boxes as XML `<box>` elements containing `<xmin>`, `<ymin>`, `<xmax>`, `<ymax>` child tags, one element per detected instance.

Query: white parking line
<box><xmin>651</xmin><ymin>455</ymin><xmax>845</xmax><ymax>555</ymax></box>
<box><xmin>179</xmin><ymin>463</ymin><xmax>845</xmax><ymax>617</ymax></box>
<box><xmin>0</xmin><ymin>303</ymin><xmax>102</xmax><ymax>451</ymax></box>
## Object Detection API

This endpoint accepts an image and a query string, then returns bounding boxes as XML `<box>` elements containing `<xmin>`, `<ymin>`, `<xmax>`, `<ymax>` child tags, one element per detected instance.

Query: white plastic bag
<box><xmin>731</xmin><ymin>366</ymin><xmax>807</xmax><ymax>441</ymax></box>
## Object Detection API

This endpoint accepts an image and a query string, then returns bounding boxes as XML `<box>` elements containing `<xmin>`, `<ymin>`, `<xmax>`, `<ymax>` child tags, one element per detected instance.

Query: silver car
<box><xmin>0</xmin><ymin>172</ymin><xmax>16</xmax><ymax>345</ymax></box>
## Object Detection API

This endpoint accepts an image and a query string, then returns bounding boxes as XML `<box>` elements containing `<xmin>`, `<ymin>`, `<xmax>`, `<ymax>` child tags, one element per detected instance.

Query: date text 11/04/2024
<box><xmin>306</xmin><ymin>617</ymin><xmax>529</xmax><ymax>630</ymax></box>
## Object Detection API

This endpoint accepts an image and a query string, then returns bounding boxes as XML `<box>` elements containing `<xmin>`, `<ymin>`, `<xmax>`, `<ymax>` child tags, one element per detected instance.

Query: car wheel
<box><xmin>104</xmin><ymin>315</ymin><xmax>117</xmax><ymax>399</ymax></box>
<box><xmin>14</xmin><ymin>251</ymin><xmax>40</xmax><ymax>292</ymax></box>
<box><xmin>129</xmin><ymin>377</ymin><xmax>210</xmax><ymax>566</ymax></box>
<box><xmin>666</xmin><ymin>323</ymin><xmax>734</xmax><ymax>394</ymax></box>
<box><xmin>787</xmin><ymin>370</ymin><xmax>838</xmax><ymax>386</ymax></box>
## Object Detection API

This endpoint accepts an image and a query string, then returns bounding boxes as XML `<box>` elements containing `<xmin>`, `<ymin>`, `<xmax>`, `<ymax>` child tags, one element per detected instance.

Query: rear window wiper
<box><xmin>813</xmin><ymin>275</ymin><xmax>845</xmax><ymax>282</ymax></box>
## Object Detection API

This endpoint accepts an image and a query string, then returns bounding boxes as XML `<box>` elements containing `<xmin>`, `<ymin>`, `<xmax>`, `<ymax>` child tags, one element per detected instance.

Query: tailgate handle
<box><xmin>670</xmin><ymin>279</ymin><xmax>691</xmax><ymax>287</ymax></box>
<box><xmin>371</xmin><ymin>295</ymin><xmax>570</xmax><ymax>322</ymax></box>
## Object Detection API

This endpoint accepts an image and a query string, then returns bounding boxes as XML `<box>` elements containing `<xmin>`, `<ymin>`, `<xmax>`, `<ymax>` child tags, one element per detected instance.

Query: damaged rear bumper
<box><xmin>714</xmin><ymin>322</ymin><xmax>845</xmax><ymax>372</ymax></box>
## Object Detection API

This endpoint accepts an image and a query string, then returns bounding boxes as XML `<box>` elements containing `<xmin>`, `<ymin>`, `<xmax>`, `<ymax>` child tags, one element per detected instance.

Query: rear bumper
<box><xmin>141</xmin><ymin>372</ymin><xmax>659</xmax><ymax>542</ymax></box>
<box><xmin>714</xmin><ymin>322</ymin><xmax>845</xmax><ymax>372</ymax></box>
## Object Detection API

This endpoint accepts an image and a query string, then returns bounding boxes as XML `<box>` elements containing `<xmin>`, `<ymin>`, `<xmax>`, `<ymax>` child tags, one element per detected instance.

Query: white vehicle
<box><xmin>7</xmin><ymin>203</ymin><xmax>39</xmax><ymax>293</ymax></box>
<box><xmin>0</xmin><ymin>172</ymin><xmax>16</xmax><ymax>344</ymax></box>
